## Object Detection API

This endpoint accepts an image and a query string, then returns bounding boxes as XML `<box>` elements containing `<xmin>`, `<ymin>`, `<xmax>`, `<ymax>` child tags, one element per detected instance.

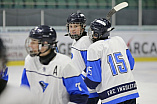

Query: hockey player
<box><xmin>21</xmin><ymin>25</ymin><xmax>89</xmax><ymax>104</ymax></box>
<box><xmin>84</xmin><ymin>18</ymin><xmax>139</xmax><ymax>104</ymax></box>
<box><xmin>0</xmin><ymin>38</ymin><xmax>38</xmax><ymax>104</ymax></box>
<box><xmin>66</xmin><ymin>12</ymin><xmax>99</xmax><ymax>104</ymax></box>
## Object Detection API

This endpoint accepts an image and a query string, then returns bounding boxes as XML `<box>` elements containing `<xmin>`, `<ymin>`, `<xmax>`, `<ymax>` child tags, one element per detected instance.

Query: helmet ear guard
<box><xmin>89</xmin><ymin>18</ymin><xmax>114</xmax><ymax>42</ymax></box>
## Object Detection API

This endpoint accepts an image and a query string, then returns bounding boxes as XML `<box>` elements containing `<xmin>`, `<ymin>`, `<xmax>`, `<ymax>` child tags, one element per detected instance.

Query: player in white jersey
<box><xmin>66</xmin><ymin>12</ymin><xmax>99</xmax><ymax>104</ymax></box>
<box><xmin>0</xmin><ymin>38</ymin><xmax>38</xmax><ymax>104</ymax></box>
<box><xmin>84</xmin><ymin>18</ymin><xmax>139</xmax><ymax>104</ymax></box>
<box><xmin>21</xmin><ymin>25</ymin><xmax>89</xmax><ymax>104</ymax></box>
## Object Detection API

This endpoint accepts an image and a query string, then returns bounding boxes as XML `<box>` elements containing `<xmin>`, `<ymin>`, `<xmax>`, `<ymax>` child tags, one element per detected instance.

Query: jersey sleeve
<box><xmin>84</xmin><ymin>43</ymin><xmax>102</xmax><ymax>89</ymax></box>
<box><xmin>84</xmin><ymin>59</ymin><xmax>101</xmax><ymax>89</ymax></box>
<box><xmin>126</xmin><ymin>49</ymin><xmax>135</xmax><ymax>70</ymax></box>
<box><xmin>63</xmin><ymin>75</ymin><xmax>89</xmax><ymax>104</ymax></box>
<box><xmin>62</xmin><ymin>60</ymin><xmax>89</xmax><ymax>104</ymax></box>
<box><xmin>21</xmin><ymin>68</ymin><xmax>30</xmax><ymax>87</ymax></box>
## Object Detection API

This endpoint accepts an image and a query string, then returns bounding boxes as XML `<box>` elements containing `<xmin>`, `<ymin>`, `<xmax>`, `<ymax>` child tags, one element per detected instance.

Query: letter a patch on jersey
<box><xmin>39</xmin><ymin>81</ymin><xmax>49</xmax><ymax>92</ymax></box>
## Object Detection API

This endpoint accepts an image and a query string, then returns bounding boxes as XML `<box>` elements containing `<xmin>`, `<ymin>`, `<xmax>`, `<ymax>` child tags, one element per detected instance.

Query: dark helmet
<box><xmin>67</xmin><ymin>12</ymin><xmax>86</xmax><ymax>24</ymax></box>
<box><xmin>0</xmin><ymin>38</ymin><xmax>7</xmax><ymax>75</ymax></box>
<box><xmin>25</xmin><ymin>25</ymin><xmax>57</xmax><ymax>57</ymax></box>
<box><xmin>66</xmin><ymin>12</ymin><xmax>86</xmax><ymax>39</ymax></box>
<box><xmin>29</xmin><ymin>25</ymin><xmax>57</xmax><ymax>44</ymax></box>
<box><xmin>89</xmin><ymin>18</ymin><xmax>114</xmax><ymax>41</ymax></box>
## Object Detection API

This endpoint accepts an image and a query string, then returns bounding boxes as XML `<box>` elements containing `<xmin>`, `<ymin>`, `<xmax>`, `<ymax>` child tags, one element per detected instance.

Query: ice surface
<box><xmin>8</xmin><ymin>62</ymin><xmax>157</xmax><ymax>104</ymax></box>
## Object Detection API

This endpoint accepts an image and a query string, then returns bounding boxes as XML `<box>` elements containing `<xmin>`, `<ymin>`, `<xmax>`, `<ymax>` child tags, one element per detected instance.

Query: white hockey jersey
<box><xmin>71</xmin><ymin>36</ymin><xmax>99</xmax><ymax>98</ymax></box>
<box><xmin>71</xmin><ymin>36</ymin><xmax>93</xmax><ymax>74</ymax></box>
<box><xmin>85</xmin><ymin>36</ymin><xmax>139</xmax><ymax>104</ymax></box>
<box><xmin>21</xmin><ymin>53</ymin><xmax>89</xmax><ymax>104</ymax></box>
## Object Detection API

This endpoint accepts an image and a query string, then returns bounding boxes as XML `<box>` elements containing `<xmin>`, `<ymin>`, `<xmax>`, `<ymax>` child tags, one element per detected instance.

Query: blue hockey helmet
<box><xmin>89</xmin><ymin>18</ymin><xmax>114</xmax><ymax>41</ymax></box>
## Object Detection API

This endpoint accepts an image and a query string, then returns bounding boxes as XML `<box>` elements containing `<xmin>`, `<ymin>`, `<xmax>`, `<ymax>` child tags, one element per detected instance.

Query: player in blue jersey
<box><xmin>0</xmin><ymin>38</ymin><xmax>38</xmax><ymax>104</ymax></box>
<box><xmin>66</xmin><ymin>12</ymin><xmax>99</xmax><ymax>104</ymax></box>
<box><xmin>84</xmin><ymin>18</ymin><xmax>139</xmax><ymax>104</ymax></box>
<box><xmin>21</xmin><ymin>25</ymin><xmax>89</xmax><ymax>104</ymax></box>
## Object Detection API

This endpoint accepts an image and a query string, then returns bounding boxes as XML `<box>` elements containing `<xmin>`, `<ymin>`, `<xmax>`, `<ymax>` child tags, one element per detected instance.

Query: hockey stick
<box><xmin>106</xmin><ymin>2</ymin><xmax>128</xmax><ymax>20</ymax></box>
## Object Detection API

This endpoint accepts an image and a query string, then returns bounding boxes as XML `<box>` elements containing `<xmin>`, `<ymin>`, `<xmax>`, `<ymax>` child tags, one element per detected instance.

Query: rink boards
<box><xmin>0</xmin><ymin>30</ymin><xmax>157</xmax><ymax>66</ymax></box>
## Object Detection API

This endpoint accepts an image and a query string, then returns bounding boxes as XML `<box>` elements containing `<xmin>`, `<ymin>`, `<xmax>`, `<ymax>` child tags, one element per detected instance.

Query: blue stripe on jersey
<box><xmin>98</xmin><ymin>81</ymin><xmax>138</xmax><ymax>100</ymax></box>
<box><xmin>103</xmin><ymin>93</ymin><xmax>139</xmax><ymax>104</ymax></box>
<box><xmin>126</xmin><ymin>49</ymin><xmax>135</xmax><ymax>70</ymax></box>
<box><xmin>85</xmin><ymin>59</ymin><xmax>101</xmax><ymax>88</ymax></box>
<box><xmin>80</xmin><ymin>51</ymin><xmax>87</xmax><ymax>67</ymax></box>
<box><xmin>63</xmin><ymin>75</ymin><xmax>89</xmax><ymax>95</ymax></box>
<box><xmin>1</xmin><ymin>66</ymin><xmax>8</xmax><ymax>81</ymax></box>
<box><xmin>21</xmin><ymin>68</ymin><xmax>30</xmax><ymax>87</ymax></box>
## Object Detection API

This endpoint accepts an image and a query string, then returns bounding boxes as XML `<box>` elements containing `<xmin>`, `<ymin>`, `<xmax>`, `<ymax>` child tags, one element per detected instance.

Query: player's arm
<box><xmin>21</xmin><ymin>68</ymin><xmax>30</xmax><ymax>87</ymax></box>
<box><xmin>63</xmin><ymin>75</ymin><xmax>89</xmax><ymax>104</ymax></box>
<box><xmin>84</xmin><ymin>59</ymin><xmax>102</xmax><ymax>89</ymax></box>
<box><xmin>126</xmin><ymin>49</ymin><xmax>135</xmax><ymax>70</ymax></box>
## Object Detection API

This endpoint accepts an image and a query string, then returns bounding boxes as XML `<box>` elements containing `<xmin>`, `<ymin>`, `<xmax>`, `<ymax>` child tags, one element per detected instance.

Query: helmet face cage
<box><xmin>66</xmin><ymin>13</ymin><xmax>86</xmax><ymax>39</ymax></box>
<box><xmin>25</xmin><ymin>38</ymin><xmax>40</xmax><ymax>57</ymax></box>
<box><xmin>67</xmin><ymin>23</ymin><xmax>86</xmax><ymax>39</ymax></box>
<box><xmin>25</xmin><ymin>37</ymin><xmax>55</xmax><ymax>57</ymax></box>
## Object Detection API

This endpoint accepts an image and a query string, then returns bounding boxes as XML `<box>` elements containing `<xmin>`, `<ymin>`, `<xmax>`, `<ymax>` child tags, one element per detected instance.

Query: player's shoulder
<box><xmin>55</xmin><ymin>53</ymin><xmax>80</xmax><ymax>78</ymax></box>
<box><xmin>55</xmin><ymin>53</ymin><xmax>71</xmax><ymax>63</ymax></box>
<box><xmin>25</xmin><ymin>55</ymin><xmax>33</xmax><ymax>63</ymax></box>
<box><xmin>111</xmin><ymin>36</ymin><xmax>124</xmax><ymax>41</ymax></box>
<box><xmin>88</xmin><ymin>40</ymin><xmax>103</xmax><ymax>50</ymax></box>
<box><xmin>25</xmin><ymin>55</ymin><xmax>39</xmax><ymax>64</ymax></box>
<box><xmin>25</xmin><ymin>54</ymin><xmax>36</xmax><ymax>61</ymax></box>
<box><xmin>72</xmin><ymin>36</ymin><xmax>92</xmax><ymax>50</ymax></box>
<box><xmin>110</xmin><ymin>36</ymin><xmax>126</xmax><ymax>45</ymax></box>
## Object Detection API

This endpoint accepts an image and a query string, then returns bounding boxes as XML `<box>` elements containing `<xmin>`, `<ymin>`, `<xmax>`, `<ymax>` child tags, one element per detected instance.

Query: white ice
<box><xmin>8</xmin><ymin>62</ymin><xmax>157</xmax><ymax>104</ymax></box>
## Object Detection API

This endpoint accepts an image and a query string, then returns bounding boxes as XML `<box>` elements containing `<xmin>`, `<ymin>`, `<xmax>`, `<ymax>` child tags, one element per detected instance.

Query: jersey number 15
<box><xmin>107</xmin><ymin>52</ymin><xmax>128</xmax><ymax>76</ymax></box>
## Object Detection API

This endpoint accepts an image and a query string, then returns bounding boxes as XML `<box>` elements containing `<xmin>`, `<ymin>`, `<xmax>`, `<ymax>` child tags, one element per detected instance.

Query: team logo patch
<box><xmin>39</xmin><ymin>81</ymin><xmax>49</xmax><ymax>92</ymax></box>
